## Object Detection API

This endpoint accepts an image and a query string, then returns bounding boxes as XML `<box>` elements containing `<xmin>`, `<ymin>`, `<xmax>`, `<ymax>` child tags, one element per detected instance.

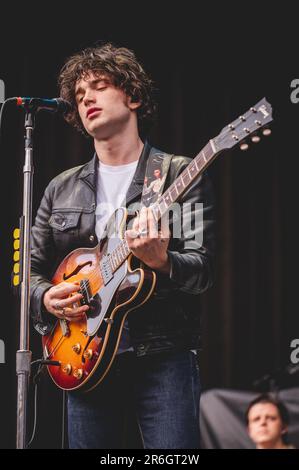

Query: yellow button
<box><xmin>13</xmin><ymin>263</ymin><xmax>20</xmax><ymax>274</ymax></box>
<box><xmin>13</xmin><ymin>228</ymin><xmax>20</xmax><ymax>239</ymax></box>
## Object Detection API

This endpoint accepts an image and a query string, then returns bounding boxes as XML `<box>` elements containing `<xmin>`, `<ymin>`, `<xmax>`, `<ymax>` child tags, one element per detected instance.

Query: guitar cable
<box><xmin>27</xmin><ymin>362</ymin><xmax>42</xmax><ymax>448</ymax></box>
<box><xmin>27</xmin><ymin>359</ymin><xmax>61</xmax><ymax>448</ymax></box>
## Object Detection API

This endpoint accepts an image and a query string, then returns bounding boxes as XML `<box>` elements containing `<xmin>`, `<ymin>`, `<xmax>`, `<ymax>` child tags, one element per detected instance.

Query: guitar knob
<box><xmin>262</xmin><ymin>128</ymin><xmax>271</xmax><ymax>136</ymax></box>
<box><xmin>240</xmin><ymin>143</ymin><xmax>249</xmax><ymax>151</ymax></box>
<box><xmin>251</xmin><ymin>135</ymin><xmax>261</xmax><ymax>143</ymax></box>
<box><xmin>72</xmin><ymin>343</ymin><xmax>81</xmax><ymax>354</ymax></box>
<box><xmin>83</xmin><ymin>349</ymin><xmax>93</xmax><ymax>360</ymax></box>
<box><xmin>62</xmin><ymin>364</ymin><xmax>72</xmax><ymax>375</ymax></box>
<box><xmin>73</xmin><ymin>368</ymin><xmax>83</xmax><ymax>380</ymax></box>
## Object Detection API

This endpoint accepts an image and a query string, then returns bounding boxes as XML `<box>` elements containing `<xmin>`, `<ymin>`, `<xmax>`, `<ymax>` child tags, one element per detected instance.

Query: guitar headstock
<box><xmin>214</xmin><ymin>98</ymin><xmax>273</xmax><ymax>152</ymax></box>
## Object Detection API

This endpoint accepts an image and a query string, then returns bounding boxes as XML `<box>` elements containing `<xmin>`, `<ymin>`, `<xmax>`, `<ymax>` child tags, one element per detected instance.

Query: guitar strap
<box><xmin>140</xmin><ymin>147</ymin><xmax>173</xmax><ymax>208</ymax></box>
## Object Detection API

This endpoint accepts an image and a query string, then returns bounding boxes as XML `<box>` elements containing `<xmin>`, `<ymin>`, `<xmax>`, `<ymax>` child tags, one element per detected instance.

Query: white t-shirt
<box><xmin>96</xmin><ymin>159</ymin><xmax>138</xmax><ymax>354</ymax></box>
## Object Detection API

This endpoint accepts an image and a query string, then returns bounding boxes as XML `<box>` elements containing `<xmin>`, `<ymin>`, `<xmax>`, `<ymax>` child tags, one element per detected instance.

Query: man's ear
<box><xmin>127</xmin><ymin>96</ymin><xmax>141</xmax><ymax>110</ymax></box>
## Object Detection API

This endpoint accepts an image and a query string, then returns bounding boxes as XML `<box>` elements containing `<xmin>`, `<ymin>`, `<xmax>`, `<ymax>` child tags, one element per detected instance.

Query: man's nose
<box><xmin>83</xmin><ymin>89</ymin><xmax>96</xmax><ymax>105</ymax></box>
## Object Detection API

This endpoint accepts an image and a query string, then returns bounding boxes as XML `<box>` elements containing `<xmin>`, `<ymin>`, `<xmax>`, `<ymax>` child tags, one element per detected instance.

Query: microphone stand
<box><xmin>16</xmin><ymin>108</ymin><xmax>35</xmax><ymax>449</ymax></box>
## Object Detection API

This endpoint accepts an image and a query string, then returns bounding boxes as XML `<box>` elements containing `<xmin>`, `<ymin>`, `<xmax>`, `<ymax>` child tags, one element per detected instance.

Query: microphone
<box><xmin>15</xmin><ymin>96</ymin><xmax>71</xmax><ymax>113</ymax></box>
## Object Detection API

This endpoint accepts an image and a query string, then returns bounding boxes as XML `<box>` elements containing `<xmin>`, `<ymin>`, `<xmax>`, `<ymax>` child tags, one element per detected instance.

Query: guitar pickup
<box><xmin>100</xmin><ymin>256</ymin><xmax>113</xmax><ymax>285</ymax></box>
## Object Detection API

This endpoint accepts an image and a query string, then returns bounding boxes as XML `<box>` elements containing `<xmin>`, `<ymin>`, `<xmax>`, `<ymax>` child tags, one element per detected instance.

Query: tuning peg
<box><xmin>251</xmin><ymin>135</ymin><xmax>261</xmax><ymax>144</ymax></box>
<box><xmin>262</xmin><ymin>128</ymin><xmax>271</xmax><ymax>136</ymax></box>
<box><xmin>240</xmin><ymin>142</ymin><xmax>249</xmax><ymax>151</ymax></box>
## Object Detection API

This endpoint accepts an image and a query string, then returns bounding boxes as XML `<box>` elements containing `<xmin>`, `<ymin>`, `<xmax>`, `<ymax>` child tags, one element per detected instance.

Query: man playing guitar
<box><xmin>30</xmin><ymin>42</ymin><xmax>216</xmax><ymax>449</ymax></box>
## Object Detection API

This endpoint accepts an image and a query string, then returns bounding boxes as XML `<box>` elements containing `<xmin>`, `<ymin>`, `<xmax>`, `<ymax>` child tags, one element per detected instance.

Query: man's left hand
<box><xmin>125</xmin><ymin>206</ymin><xmax>170</xmax><ymax>274</ymax></box>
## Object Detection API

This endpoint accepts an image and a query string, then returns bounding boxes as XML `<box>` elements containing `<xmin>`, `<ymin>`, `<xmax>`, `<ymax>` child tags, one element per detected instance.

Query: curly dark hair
<box><xmin>58</xmin><ymin>42</ymin><xmax>156</xmax><ymax>136</ymax></box>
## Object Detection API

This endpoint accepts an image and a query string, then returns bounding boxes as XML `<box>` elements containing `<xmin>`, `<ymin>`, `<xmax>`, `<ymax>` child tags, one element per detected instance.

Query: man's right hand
<box><xmin>43</xmin><ymin>282</ymin><xmax>89</xmax><ymax>322</ymax></box>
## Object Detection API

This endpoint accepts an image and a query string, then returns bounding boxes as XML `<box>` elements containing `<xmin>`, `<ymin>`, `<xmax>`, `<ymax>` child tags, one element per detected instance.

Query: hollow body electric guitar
<box><xmin>42</xmin><ymin>98</ymin><xmax>273</xmax><ymax>392</ymax></box>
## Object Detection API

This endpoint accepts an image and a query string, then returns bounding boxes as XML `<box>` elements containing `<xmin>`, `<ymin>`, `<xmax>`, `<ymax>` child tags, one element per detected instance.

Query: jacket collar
<box><xmin>78</xmin><ymin>140</ymin><xmax>152</xmax><ymax>205</ymax></box>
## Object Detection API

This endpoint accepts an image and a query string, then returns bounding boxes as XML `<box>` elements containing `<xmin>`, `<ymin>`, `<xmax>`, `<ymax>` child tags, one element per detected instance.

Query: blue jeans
<box><xmin>67</xmin><ymin>349</ymin><xmax>200</xmax><ymax>449</ymax></box>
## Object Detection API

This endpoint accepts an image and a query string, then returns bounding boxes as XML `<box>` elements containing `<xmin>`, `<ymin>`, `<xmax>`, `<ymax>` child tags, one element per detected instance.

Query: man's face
<box><xmin>154</xmin><ymin>169</ymin><xmax>161</xmax><ymax>179</ymax></box>
<box><xmin>247</xmin><ymin>403</ymin><xmax>286</xmax><ymax>447</ymax></box>
<box><xmin>75</xmin><ymin>72</ymin><xmax>139</xmax><ymax>139</ymax></box>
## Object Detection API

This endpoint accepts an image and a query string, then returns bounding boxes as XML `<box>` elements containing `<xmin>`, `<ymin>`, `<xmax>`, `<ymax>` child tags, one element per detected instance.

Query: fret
<box><xmin>164</xmin><ymin>191</ymin><xmax>173</xmax><ymax>205</ymax></box>
<box><xmin>180</xmin><ymin>173</ymin><xmax>186</xmax><ymax>188</ymax></box>
<box><xmin>209</xmin><ymin>138</ymin><xmax>216</xmax><ymax>154</ymax></box>
<box><xmin>189</xmin><ymin>162</ymin><xmax>196</xmax><ymax>174</ymax></box>
<box><xmin>124</xmin><ymin>240</ymin><xmax>130</xmax><ymax>256</ymax></box>
<box><xmin>115</xmin><ymin>249</ymin><xmax>121</xmax><ymax>265</ymax></box>
<box><xmin>109</xmin><ymin>256</ymin><xmax>115</xmax><ymax>271</ymax></box>
<box><xmin>169</xmin><ymin>186</ymin><xmax>177</xmax><ymax>201</ymax></box>
<box><xmin>177</xmin><ymin>176</ymin><xmax>184</xmax><ymax>190</ymax></box>
<box><xmin>151</xmin><ymin>204</ymin><xmax>160</xmax><ymax>222</ymax></box>
<box><xmin>173</xmin><ymin>183</ymin><xmax>179</xmax><ymax>195</ymax></box>
<box><xmin>195</xmin><ymin>155</ymin><xmax>203</xmax><ymax>171</ymax></box>
<box><xmin>181</xmin><ymin>171</ymin><xmax>190</xmax><ymax>186</ymax></box>
<box><xmin>122</xmin><ymin>241</ymin><xmax>129</xmax><ymax>260</ymax></box>
<box><xmin>109</xmin><ymin>255</ymin><xmax>115</xmax><ymax>271</ymax></box>
<box><xmin>118</xmin><ymin>246</ymin><xmax>124</xmax><ymax>263</ymax></box>
<box><xmin>159</xmin><ymin>199</ymin><xmax>167</xmax><ymax>214</ymax></box>
<box><xmin>118</xmin><ymin>246</ymin><xmax>123</xmax><ymax>262</ymax></box>
<box><xmin>120</xmin><ymin>243</ymin><xmax>126</xmax><ymax>260</ymax></box>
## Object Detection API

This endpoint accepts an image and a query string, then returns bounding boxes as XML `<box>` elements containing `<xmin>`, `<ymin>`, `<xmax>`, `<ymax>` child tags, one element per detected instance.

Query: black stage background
<box><xmin>0</xmin><ymin>4</ymin><xmax>298</xmax><ymax>449</ymax></box>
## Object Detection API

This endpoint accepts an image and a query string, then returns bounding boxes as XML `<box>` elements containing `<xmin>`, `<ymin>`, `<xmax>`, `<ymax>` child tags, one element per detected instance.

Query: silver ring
<box><xmin>138</xmin><ymin>228</ymin><xmax>148</xmax><ymax>237</ymax></box>
<box><xmin>55</xmin><ymin>301</ymin><xmax>63</xmax><ymax>311</ymax></box>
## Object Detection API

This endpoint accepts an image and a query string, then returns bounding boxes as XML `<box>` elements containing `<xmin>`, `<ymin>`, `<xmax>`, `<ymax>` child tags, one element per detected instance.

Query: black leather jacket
<box><xmin>30</xmin><ymin>141</ymin><xmax>216</xmax><ymax>357</ymax></box>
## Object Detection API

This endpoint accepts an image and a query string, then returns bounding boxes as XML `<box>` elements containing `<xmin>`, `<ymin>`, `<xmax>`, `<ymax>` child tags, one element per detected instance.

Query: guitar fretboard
<box><xmin>107</xmin><ymin>140</ymin><xmax>217</xmax><ymax>273</ymax></box>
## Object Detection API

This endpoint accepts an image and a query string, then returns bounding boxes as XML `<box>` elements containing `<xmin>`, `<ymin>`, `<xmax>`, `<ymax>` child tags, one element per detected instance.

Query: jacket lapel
<box><xmin>125</xmin><ymin>141</ymin><xmax>151</xmax><ymax>206</ymax></box>
<box><xmin>78</xmin><ymin>140</ymin><xmax>153</xmax><ymax>206</ymax></box>
<box><xmin>78</xmin><ymin>154</ymin><xmax>98</xmax><ymax>193</ymax></box>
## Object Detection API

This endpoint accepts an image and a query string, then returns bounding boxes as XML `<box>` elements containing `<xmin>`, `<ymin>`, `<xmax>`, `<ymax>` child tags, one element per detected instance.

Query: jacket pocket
<box><xmin>49</xmin><ymin>211</ymin><xmax>81</xmax><ymax>231</ymax></box>
<box><xmin>48</xmin><ymin>211</ymin><xmax>82</xmax><ymax>254</ymax></box>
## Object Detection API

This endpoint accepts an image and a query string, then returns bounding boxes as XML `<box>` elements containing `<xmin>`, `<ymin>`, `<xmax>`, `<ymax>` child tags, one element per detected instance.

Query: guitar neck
<box><xmin>151</xmin><ymin>139</ymin><xmax>217</xmax><ymax>222</ymax></box>
<box><xmin>106</xmin><ymin>96</ymin><xmax>274</xmax><ymax>274</ymax></box>
<box><xmin>107</xmin><ymin>139</ymin><xmax>218</xmax><ymax>274</ymax></box>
